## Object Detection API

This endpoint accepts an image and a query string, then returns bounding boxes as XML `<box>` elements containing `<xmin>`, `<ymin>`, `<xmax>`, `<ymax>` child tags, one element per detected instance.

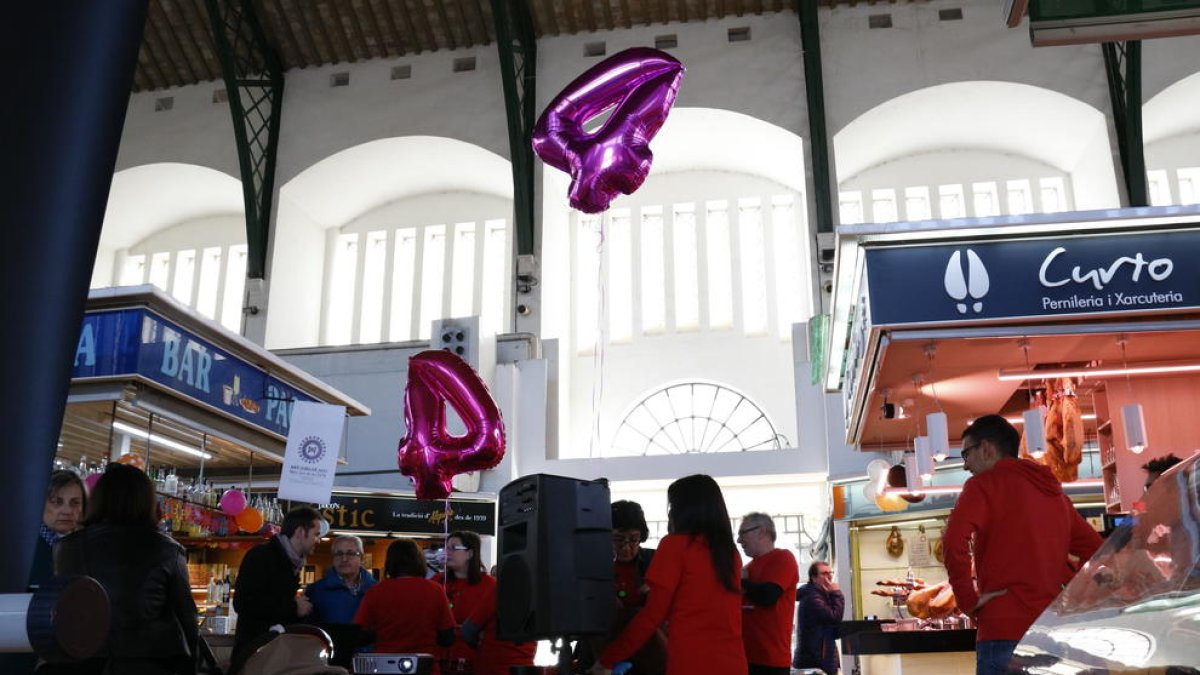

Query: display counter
<box><xmin>842</xmin><ymin>620</ymin><xmax>975</xmax><ymax>675</ymax></box>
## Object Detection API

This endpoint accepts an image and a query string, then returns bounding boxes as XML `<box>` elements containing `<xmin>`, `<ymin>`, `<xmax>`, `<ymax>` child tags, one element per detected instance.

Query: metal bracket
<box><xmin>206</xmin><ymin>0</ymin><xmax>285</xmax><ymax>279</ymax></box>
<box><xmin>491</xmin><ymin>0</ymin><xmax>538</xmax><ymax>257</ymax></box>
<box><xmin>1102</xmin><ymin>41</ymin><xmax>1148</xmax><ymax>207</ymax></box>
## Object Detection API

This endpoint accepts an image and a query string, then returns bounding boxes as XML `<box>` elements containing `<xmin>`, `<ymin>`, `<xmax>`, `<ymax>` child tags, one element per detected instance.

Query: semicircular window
<box><xmin>610</xmin><ymin>382</ymin><xmax>786</xmax><ymax>456</ymax></box>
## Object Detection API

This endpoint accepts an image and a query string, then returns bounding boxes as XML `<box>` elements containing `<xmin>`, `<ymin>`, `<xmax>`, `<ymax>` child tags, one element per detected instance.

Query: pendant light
<box><xmin>1118</xmin><ymin>335</ymin><xmax>1148</xmax><ymax>454</ymax></box>
<box><xmin>922</xmin><ymin>343</ymin><xmax>952</xmax><ymax>463</ymax></box>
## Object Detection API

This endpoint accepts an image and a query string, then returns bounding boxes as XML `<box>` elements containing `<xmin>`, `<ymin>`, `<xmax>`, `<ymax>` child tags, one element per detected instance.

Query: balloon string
<box><xmin>588</xmin><ymin>219</ymin><xmax>608</xmax><ymax>459</ymax></box>
<box><xmin>441</xmin><ymin>495</ymin><xmax>450</xmax><ymax>589</ymax></box>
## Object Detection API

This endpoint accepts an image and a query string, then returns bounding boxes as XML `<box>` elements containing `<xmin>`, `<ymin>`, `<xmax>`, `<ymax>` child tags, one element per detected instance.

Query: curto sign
<box><xmin>865</xmin><ymin>229</ymin><xmax>1198</xmax><ymax>326</ymax></box>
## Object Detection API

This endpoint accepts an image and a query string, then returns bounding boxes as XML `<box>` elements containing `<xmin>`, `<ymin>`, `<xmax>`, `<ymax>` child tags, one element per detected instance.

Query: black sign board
<box><xmin>318</xmin><ymin>494</ymin><xmax>495</xmax><ymax>536</ymax></box>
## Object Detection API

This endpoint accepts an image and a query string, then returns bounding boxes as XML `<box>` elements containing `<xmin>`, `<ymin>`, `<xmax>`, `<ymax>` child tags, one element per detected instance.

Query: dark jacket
<box><xmin>54</xmin><ymin>524</ymin><xmax>198</xmax><ymax>667</ymax></box>
<box><xmin>793</xmin><ymin>582</ymin><xmax>844</xmax><ymax>675</ymax></box>
<box><xmin>233</xmin><ymin>536</ymin><xmax>302</xmax><ymax>652</ymax></box>
<box><xmin>306</xmin><ymin>566</ymin><xmax>377</xmax><ymax>625</ymax></box>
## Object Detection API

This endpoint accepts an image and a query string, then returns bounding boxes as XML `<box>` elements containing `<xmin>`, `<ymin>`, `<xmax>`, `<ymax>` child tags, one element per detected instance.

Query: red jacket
<box><xmin>600</xmin><ymin>534</ymin><xmax>746</xmax><ymax>675</ymax></box>
<box><xmin>944</xmin><ymin>458</ymin><xmax>1102</xmax><ymax>641</ymax></box>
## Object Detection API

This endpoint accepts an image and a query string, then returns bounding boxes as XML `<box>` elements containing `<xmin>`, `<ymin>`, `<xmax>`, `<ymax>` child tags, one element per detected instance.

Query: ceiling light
<box><xmin>1024</xmin><ymin>408</ymin><xmax>1047</xmax><ymax>460</ymax></box>
<box><xmin>112</xmin><ymin>421</ymin><xmax>212</xmax><ymax>460</ymax></box>
<box><xmin>914</xmin><ymin>436</ymin><xmax>934</xmax><ymax>481</ymax></box>
<box><xmin>927</xmin><ymin>411</ymin><xmax>949</xmax><ymax>463</ymax></box>
<box><xmin>1121</xmin><ymin>404</ymin><xmax>1147</xmax><ymax>454</ymax></box>
<box><xmin>1006</xmin><ymin>413</ymin><xmax>1097</xmax><ymax>424</ymax></box>
<box><xmin>998</xmin><ymin>361</ymin><xmax>1200</xmax><ymax>381</ymax></box>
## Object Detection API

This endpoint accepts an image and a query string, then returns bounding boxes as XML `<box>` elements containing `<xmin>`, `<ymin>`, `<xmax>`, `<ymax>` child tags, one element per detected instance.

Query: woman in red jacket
<box><xmin>437</xmin><ymin>530</ymin><xmax>495</xmax><ymax>674</ymax></box>
<box><xmin>354</xmin><ymin>539</ymin><xmax>455</xmax><ymax>672</ymax></box>
<box><xmin>592</xmin><ymin>474</ymin><xmax>747</xmax><ymax>675</ymax></box>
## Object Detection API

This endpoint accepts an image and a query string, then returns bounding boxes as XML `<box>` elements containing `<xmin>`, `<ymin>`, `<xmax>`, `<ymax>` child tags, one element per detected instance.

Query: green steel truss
<box><xmin>1102</xmin><ymin>40</ymin><xmax>1148</xmax><ymax>207</ymax></box>
<box><xmin>491</xmin><ymin>0</ymin><xmax>538</xmax><ymax>256</ymax></box>
<box><xmin>206</xmin><ymin>0</ymin><xmax>284</xmax><ymax>279</ymax></box>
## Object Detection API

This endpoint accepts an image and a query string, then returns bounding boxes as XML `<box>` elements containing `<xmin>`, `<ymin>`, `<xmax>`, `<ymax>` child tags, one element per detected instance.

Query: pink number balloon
<box><xmin>533</xmin><ymin>47</ymin><xmax>685</xmax><ymax>214</ymax></box>
<box><xmin>397</xmin><ymin>350</ymin><xmax>506</xmax><ymax>500</ymax></box>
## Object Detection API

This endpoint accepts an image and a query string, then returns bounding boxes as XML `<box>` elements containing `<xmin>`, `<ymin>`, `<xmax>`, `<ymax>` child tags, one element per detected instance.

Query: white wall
<box><xmin>116</xmin><ymin>83</ymin><xmax>240</xmax><ymax>176</ymax></box>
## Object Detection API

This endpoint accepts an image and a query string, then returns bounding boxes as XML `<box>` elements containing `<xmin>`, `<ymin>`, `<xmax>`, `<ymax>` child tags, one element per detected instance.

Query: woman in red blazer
<box><xmin>593</xmin><ymin>474</ymin><xmax>747</xmax><ymax>675</ymax></box>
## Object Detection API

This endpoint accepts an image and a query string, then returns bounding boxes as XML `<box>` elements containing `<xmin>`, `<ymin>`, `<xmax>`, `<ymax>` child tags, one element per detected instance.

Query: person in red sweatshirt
<box><xmin>737</xmin><ymin>512</ymin><xmax>799</xmax><ymax>675</ymax></box>
<box><xmin>436</xmin><ymin>530</ymin><xmax>495</xmax><ymax>674</ymax></box>
<box><xmin>591</xmin><ymin>474</ymin><xmax>747</xmax><ymax>675</ymax></box>
<box><xmin>944</xmin><ymin>414</ymin><xmax>1102</xmax><ymax>675</ymax></box>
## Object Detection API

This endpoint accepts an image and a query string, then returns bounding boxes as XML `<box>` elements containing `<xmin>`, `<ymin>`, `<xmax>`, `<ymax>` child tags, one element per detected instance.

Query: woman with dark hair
<box><xmin>354</xmin><ymin>539</ymin><xmax>454</xmax><ymax>672</ymax></box>
<box><xmin>437</xmin><ymin>530</ymin><xmax>495</xmax><ymax>673</ymax></box>
<box><xmin>593</xmin><ymin>475</ymin><xmax>746</xmax><ymax>675</ymax></box>
<box><xmin>32</xmin><ymin>469</ymin><xmax>86</xmax><ymax>587</ymax></box>
<box><xmin>54</xmin><ymin>463</ymin><xmax>198</xmax><ymax>674</ymax></box>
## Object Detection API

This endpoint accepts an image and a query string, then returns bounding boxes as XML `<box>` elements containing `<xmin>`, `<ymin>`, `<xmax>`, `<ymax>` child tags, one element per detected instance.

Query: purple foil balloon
<box><xmin>533</xmin><ymin>47</ymin><xmax>685</xmax><ymax>214</ymax></box>
<box><xmin>397</xmin><ymin>350</ymin><xmax>506</xmax><ymax>500</ymax></box>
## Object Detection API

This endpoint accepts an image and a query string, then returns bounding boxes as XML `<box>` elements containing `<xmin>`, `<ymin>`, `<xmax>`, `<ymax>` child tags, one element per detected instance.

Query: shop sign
<box><xmin>71</xmin><ymin>308</ymin><xmax>316</xmax><ymax>437</ymax></box>
<box><xmin>842</xmin><ymin>283</ymin><xmax>874</xmax><ymax>430</ymax></box>
<box><xmin>319</xmin><ymin>495</ymin><xmax>495</xmax><ymax>536</ymax></box>
<box><xmin>865</xmin><ymin>229</ymin><xmax>1199</xmax><ymax>326</ymax></box>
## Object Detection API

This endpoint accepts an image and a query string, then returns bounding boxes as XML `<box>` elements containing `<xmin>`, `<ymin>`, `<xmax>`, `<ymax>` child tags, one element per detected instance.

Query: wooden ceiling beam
<box><xmin>404</xmin><ymin>0</ymin><xmax>437</xmax><ymax>53</ymax></box>
<box><xmin>583</xmin><ymin>0</ymin><xmax>597</xmax><ymax>33</ymax></box>
<box><xmin>345</xmin><ymin>0</ymin><xmax>377</xmax><ymax>60</ymax></box>
<box><xmin>184</xmin><ymin>0</ymin><xmax>221</xmax><ymax>79</ymax></box>
<box><xmin>157</xmin><ymin>0</ymin><xmax>204</xmax><ymax>83</ymax></box>
<box><xmin>473</xmin><ymin>0</ymin><xmax>494</xmax><ymax>44</ymax></box>
<box><xmin>384</xmin><ymin>0</ymin><xmax>417</xmax><ymax>55</ymax></box>
<box><xmin>268</xmin><ymin>0</ymin><xmax>308</xmax><ymax>66</ymax></box>
<box><xmin>144</xmin><ymin>4</ymin><xmax>188</xmax><ymax>87</ymax></box>
<box><xmin>600</xmin><ymin>0</ymin><xmax>613</xmax><ymax>29</ymax></box>
<box><xmin>364</xmin><ymin>0</ymin><xmax>400</xmax><ymax>56</ymax></box>
<box><xmin>539</xmin><ymin>0</ymin><xmax>560</xmax><ymax>36</ymax></box>
<box><xmin>297</xmin><ymin>0</ymin><xmax>334</xmax><ymax>65</ymax></box>
<box><xmin>316</xmin><ymin>1</ymin><xmax>356</xmax><ymax>63</ymax></box>
<box><xmin>619</xmin><ymin>0</ymin><xmax>632</xmax><ymax>28</ymax></box>
<box><xmin>432</xmin><ymin>0</ymin><xmax>458</xmax><ymax>50</ymax></box>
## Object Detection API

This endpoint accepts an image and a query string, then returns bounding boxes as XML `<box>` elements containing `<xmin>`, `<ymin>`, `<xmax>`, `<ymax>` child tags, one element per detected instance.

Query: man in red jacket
<box><xmin>944</xmin><ymin>414</ymin><xmax>1102</xmax><ymax>675</ymax></box>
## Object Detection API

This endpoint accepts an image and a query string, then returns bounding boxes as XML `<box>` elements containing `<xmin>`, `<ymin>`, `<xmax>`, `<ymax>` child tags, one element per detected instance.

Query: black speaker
<box><xmin>496</xmin><ymin>473</ymin><xmax>614</xmax><ymax>641</ymax></box>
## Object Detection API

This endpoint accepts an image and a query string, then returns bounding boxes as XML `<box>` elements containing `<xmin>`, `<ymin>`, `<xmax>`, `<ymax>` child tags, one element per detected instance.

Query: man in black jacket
<box><xmin>793</xmin><ymin>560</ymin><xmax>844</xmax><ymax>675</ymax></box>
<box><xmin>232</xmin><ymin>505</ymin><xmax>323</xmax><ymax>667</ymax></box>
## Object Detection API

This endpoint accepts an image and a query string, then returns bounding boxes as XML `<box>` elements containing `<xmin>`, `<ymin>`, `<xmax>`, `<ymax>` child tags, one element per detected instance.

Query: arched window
<box><xmin>98</xmin><ymin>164</ymin><xmax>247</xmax><ymax>333</ymax></box>
<box><xmin>610</xmin><ymin>382</ymin><xmax>786</xmax><ymax>457</ymax></box>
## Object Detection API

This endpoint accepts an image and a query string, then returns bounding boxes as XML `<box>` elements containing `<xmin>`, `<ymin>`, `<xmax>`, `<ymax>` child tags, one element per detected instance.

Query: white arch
<box><xmin>834</xmin><ymin>81</ymin><xmax>1118</xmax><ymax>211</ymax></box>
<box><xmin>267</xmin><ymin>136</ymin><xmax>514</xmax><ymax>349</ymax></box>
<box><xmin>278</xmin><ymin>136</ymin><xmax>513</xmax><ymax>230</ymax></box>
<box><xmin>1144</xmin><ymin>72</ymin><xmax>1200</xmax><ymax>145</ymax></box>
<box><xmin>835</xmin><ymin>81</ymin><xmax>1107</xmax><ymax>177</ymax></box>
<box><xmin>647</xmin><ymin>107</ymin><xmax>806</xmax><ymax>192</ymax></box>
<box><xmin>102</xmin><ymin>163</ymin><xmax>244</xmax><ymax>250</ymax></box>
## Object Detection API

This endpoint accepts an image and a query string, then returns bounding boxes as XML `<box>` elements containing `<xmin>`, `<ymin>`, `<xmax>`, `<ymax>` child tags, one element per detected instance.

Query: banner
<box><xmin>278</xmin><ymin>402</ymin><xmax>345</xmax><ymax>504</ymax></box>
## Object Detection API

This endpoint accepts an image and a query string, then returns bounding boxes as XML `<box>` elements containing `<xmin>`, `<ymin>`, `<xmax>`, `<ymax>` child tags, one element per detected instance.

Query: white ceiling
<box><xmin>102</xmin><ymin>163</ymin><xmax>243</xmax><ymax>249</ymax></box>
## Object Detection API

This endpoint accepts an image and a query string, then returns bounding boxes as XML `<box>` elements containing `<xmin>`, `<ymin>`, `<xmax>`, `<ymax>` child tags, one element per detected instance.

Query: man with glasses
<box><xmin>794</xmin><ymin>561</ymin><xmax>843</xmax><ymax>675</ymax></box>
<box><xmin>307</xmin><ymin>535</ymin><xmax>377</xmax><ymax>624</ymax></box>
<box><xmin>738</xmin><ymin>513</ymin><xmax>799</xmax><ymax>675</ymax></box>
<box><xmin>944</xmin><ymin>414</ymin><xmax>1101</xmax><ymax>675</ymax></box>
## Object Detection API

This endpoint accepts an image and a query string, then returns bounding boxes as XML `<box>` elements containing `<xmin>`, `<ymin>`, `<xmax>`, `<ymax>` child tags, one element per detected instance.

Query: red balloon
<box><xmin>397</xmin><ymin>350</ymin><xmax>506</xmax><ymax>500</ymax></box>
<box><xmin>887</xmin><ymin>464</ymin><xmax>926</xmax><ymax>504</ymax></box>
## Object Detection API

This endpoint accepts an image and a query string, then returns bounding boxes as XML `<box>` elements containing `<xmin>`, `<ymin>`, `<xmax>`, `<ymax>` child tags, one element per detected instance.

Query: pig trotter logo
<box><xmin>299</xmin><ymin>436</ymin><xmax>326</xmax><ymax>464</ymax></box>
<box><xmin>944</xmin><ymin>249</ymin><xmax>990</xmax><ymax>314</ymax></box>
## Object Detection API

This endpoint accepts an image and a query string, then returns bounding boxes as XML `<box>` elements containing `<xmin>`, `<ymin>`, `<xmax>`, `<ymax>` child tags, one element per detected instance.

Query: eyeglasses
<box><xmin>612</xmin><ymin>534</ymin><xmax>641</xmax><ymax>546</ymax></box>
<box><xmin>332</xmin><ymin>550</ymin><xmax>362</xmax><ymax>558</ymax></box>
<box><xmin>737</xmin><ymin>525</ymin><xmax>762</xmax><ymax>537</ymax></box>
<box><xmin>448</xmin><ymin>545</ymin><xmax>470</xmax><ymax>552</ymax></box>
<box><xmin>960</xmin><ymin>443</ymin><xmax>979</xmax><ymax>460</ymax></box>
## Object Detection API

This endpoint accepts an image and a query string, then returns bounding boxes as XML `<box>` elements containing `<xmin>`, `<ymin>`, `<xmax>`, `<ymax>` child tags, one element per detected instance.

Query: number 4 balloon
<box><xmin>533</xmin><ymin>47</ymin><xmax>685</xmax><ymax>214</ymax></box>
<box><xmin>397</xmin><ymin>350</ymin><xmax>506</xmax><ymax>500</ymax></box>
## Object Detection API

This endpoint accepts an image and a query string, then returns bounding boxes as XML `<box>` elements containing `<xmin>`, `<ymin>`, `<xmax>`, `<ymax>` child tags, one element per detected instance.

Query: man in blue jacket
<box><xmin>794</xmin><ymin>560</ymin><xmax>844</xmax><ymax>674</ymax></box>
<box><xmin>306</xmin><ymin>534</ymin><xmax>377</xmax><ymax>666</ymax></box>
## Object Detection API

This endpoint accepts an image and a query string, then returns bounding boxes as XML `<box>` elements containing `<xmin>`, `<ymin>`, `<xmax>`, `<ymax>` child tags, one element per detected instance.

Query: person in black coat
<box><xmin>54</xmin><ymin>463</ymin><xmax>198</xmax><ymax>675</ymax></box>
<box><xmin>793</xmin><ymin>560</ymin><xmax>845</xmax><ymax>675</ymax></box>
<box><xmin>230</xmin><ymin>506</ymin><xmax>323</xmax><ymax>668</ymax></box>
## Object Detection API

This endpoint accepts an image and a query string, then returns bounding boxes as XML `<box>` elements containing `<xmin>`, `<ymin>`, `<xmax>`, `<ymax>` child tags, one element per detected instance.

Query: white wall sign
<box><xmin>279</xmin><ymin>402</ymin><xmax>345</xmax><ymax>504</ymax></box>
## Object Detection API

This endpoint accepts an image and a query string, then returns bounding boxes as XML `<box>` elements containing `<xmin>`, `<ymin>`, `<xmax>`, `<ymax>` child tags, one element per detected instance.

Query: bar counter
<box><xmin>841</xmin><ymin>620</ymin><xmax>975</xmax><ymax>675</ymax></box>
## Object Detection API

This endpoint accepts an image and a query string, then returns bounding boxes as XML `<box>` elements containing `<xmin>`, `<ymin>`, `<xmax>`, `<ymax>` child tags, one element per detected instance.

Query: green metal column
<box><xmin>799</xmin><ymin>0</ymin><xmax>835</xmax><ymax>233</ymax></box>
<box><xmin>1102</xmin><ymin>41</ymin><xmax>1148</xmax><ymax>207</ymax></box>
<box><xmin>492</xmin><ymin>0</ymin><xmax>538</xmax><ymax>257</ymax></box>
<box><xmin>206</xmin><ymin>0</ymin><xmax>285</xmax><ymax>279</ymax></box>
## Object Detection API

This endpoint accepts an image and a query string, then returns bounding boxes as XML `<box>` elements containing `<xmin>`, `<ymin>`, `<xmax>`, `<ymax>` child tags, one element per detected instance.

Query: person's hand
<box><xmin>295</xmin><ymin>594</ymin><xmax>313</xmax><ymax>617</ymax></box>
<box><xmin>972</xmin><ymin>588</ymin><xmax>1007</xmax><ymax>613</ymax></box>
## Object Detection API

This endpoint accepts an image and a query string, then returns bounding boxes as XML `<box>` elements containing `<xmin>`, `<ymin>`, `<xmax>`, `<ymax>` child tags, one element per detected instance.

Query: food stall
<box><xmin>823</xmin><ymin>206</ymin><xmax>1200</xmax><ymax>673</ymax></box>
<box><xmin>57</xmin><ymin>285</ymin><xmax>371</xmax><ymax>624</ymax></box>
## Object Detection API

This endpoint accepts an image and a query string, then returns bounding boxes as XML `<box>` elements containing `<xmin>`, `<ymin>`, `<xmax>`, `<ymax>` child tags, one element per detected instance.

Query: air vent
<box><xmin>391</xmin><ymin>65</ymin><xmax>412</xmax><ymax>80</ymax></box>
<box><xmin>728</xmin><ymin>26</ymin><xmax>751</xmax><ymax>42</ymax></box>
<box><xmin>869</xmin><ymin>14</ymin><xmax>893</xmax><ymax>29</ymax></box>
<box><xmin>655</xmin><ymin>34</ymin><xmax>677</xmax><ymax>49</ymax></box>
<box><xmin>154</xmin><ymin>96</ymin><xmax>174</xmax><ymax>112</ymax></box>
<box><xmin>939</xmin><ymin>8</ymin><xmax>964</xmax><ymax>21</ymax></box>
<box><xmin>453</xmin><ymin>57</ymin><xmax>476</xmax><ymax>73</ymax></box>
<box><xmin>211</xmin><ymin>88</ymin><xmax>228</xmax><ymax>103</ymax></box>
<box><xmin>584</xmin><ymin>41</ymin><xmax>606</xmax><ymax>57</ymax></box>
<box><xmin>330</xmin><ymin>72</ymin><xmax>350</xmax><ymax>87</ymax></box>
